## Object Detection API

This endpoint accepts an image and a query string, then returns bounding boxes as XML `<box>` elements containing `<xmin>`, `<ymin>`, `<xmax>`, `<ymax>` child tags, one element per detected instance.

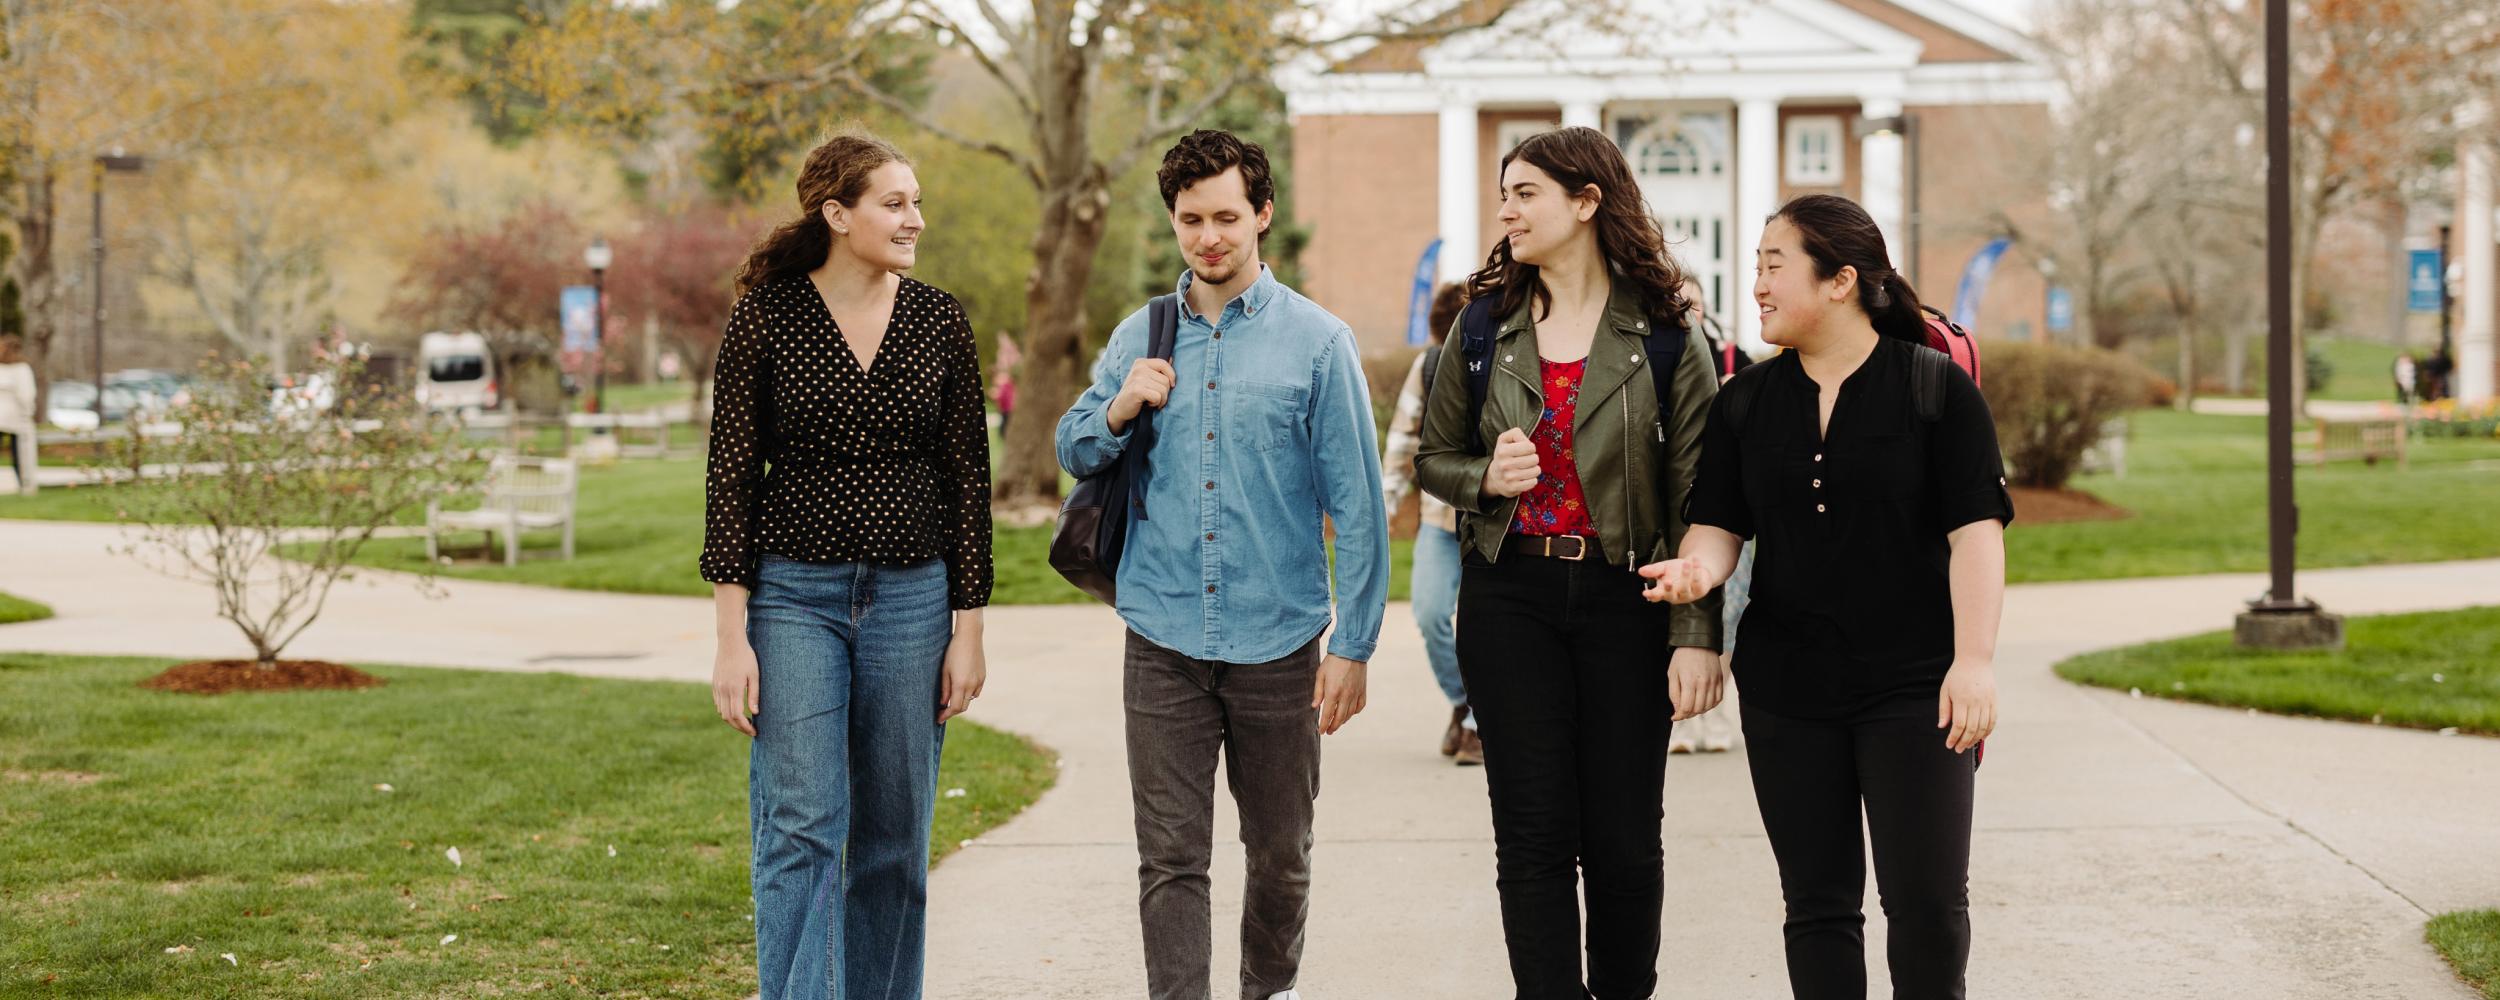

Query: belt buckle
<box><xmin>1556</xmin><ymin>535</ymin><xmax>1586</xmax><ymax>561</ymax></box>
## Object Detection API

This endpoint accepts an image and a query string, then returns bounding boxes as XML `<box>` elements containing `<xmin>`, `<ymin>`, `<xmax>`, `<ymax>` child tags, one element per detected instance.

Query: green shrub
<box><xmin>1978</xmin><ymin>341</ymin><xmax>2155</xmax><ymax>488</ymax></box>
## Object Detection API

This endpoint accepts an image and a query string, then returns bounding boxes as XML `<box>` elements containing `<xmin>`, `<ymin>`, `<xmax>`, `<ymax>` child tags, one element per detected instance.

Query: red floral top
<box><xmin>1509</xmin><ymin>357</ymin><xmax>1597</xmax><ymax>539</ymax></box>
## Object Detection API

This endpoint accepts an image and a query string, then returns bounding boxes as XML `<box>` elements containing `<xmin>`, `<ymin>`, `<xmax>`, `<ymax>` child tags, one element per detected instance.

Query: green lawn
<box><xmin>2309</xmin><ymin>336</ymin><xmax>2401</xmax><ymax>402</ymax></box>
<box><xmin>0</xmin><ymin>591</ymin><xmax>52</xmax><ymax>625</ymax></box>
<box><xmin>2432</xmin><ymin>909</ymin><xmax>2500</xmax><ymax>999</ymax></box>
<box><xmin>0</xmin><ymin>652</ymin><xmax>1053</xmax><ymax>998</ymax></box>
<box><xmin>2006</xmin><ymin>409</ymin><xmax>2500</xmax><ymax>582</ymax></box>
<box><xmin>2053</xmin><ymin>606</ymin><xmax>2500</xmax><ymax>734</ymax></box>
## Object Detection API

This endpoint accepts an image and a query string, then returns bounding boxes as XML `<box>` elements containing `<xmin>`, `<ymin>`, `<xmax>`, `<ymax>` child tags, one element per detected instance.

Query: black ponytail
<box><xmin>1770</xmin><ymin>193</ymin><xmax>1928</xmax><ymax>345</ymax></box>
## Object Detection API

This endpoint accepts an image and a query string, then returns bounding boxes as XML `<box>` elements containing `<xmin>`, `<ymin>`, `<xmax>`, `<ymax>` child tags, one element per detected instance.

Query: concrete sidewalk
<box><xmin>2</xmin><ymin>519</ymin><xmax>2495</xmax><ymax>997</ymax></box>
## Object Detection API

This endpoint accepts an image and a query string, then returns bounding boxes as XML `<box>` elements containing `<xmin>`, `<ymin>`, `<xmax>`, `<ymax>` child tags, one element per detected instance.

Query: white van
<box><xmin>416</xmin><ymin>332</ymin><xmax>497</xmax><ymax>413</ymax></box>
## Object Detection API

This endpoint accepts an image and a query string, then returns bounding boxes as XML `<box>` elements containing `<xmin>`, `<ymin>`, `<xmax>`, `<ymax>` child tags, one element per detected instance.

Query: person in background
<box><xmin>993</xmin><ymin>330</ymin><xmax>1021</xmax><ymax>435</ymax></box>
<box><xmin>0</xmin><ymin>338</ymin><xmax>34</xmax><ymax>496</ymax></box>
<box><xmin>702</xmin><ymin>129</ymin><xmax>992</xmax><ymax>1000</ymax></box>
<box><xmin>1380</xmin><ymin>281</ymin><xmax>1480</xmax><ymax>764</ymax></box>
<box><xmin>2393</xmin><ymin>351</ymin><xmax>2417</xmax><ymax>406</ymax></box>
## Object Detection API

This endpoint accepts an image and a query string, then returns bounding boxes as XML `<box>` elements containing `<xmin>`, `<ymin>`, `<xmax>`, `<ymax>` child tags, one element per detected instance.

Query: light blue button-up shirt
<box><xmin>1056</xmin><ymin>266</ymin><xmax>1389</xmax><ymax>664</ymax></box>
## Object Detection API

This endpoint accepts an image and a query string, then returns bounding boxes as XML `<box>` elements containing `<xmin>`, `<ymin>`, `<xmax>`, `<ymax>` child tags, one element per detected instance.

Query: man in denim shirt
<box><xmin>1056</xmin><ymin>130</ymin><xmax>1388</xmax><ymax>1000</ymax></box>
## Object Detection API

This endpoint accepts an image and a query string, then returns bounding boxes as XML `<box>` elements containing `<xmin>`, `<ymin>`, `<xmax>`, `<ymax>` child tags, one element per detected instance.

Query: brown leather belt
<box><xmin>1502</xmin><ymin>534</ymin><xmax>1593</xmax><ymax>561</ymax></box>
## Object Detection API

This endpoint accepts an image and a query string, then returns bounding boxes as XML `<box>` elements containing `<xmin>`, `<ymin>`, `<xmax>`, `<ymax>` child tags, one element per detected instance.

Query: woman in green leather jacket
<box><xmin>1411</xmin><ymin>125</ymin><xmax>1721</xmax><ymax>1000</ymax></box>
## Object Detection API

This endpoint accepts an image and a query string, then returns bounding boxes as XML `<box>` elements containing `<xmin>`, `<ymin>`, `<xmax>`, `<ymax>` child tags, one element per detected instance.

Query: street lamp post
<box><xmin>92</xmin><ymin>152</ymin><xmax>146</xmax><ymax>421</ymax></box>
<box><xmin>2235</xmin><ymin>0</ymin><xmax>2342</xmax><ymax>650</ymax></box>
<box><xmin>584</xmin><ymin>237</ymin><xmax>612</xmax><ymax>418</ymax></box>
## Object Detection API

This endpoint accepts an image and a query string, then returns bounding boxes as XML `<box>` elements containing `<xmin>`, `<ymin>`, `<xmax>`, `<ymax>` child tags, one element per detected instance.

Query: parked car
<box><xmin>46</xmin><ymin>379</ymin><xmax>149</xmax><ymax>428</ymax></box>
<box><xmin>416</xmin><ymin>332</ymin><xmax>497</xmax><ymax>414</ymax></box>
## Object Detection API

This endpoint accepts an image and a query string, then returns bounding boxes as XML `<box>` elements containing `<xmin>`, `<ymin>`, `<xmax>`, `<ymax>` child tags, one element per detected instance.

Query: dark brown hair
<box><xmin>1426</xmin><ymin>282</ymin><xmax>1468</xmax><ymax>346</ymax></box>
<box><xmin>1156</xmin><ymin>129</ymin><xmax>1275</xmax><ymax>243</ymax></box>
<box><xmin>1467</xmin><ymin>126</ymin><xmax>1691</xmax><ymax>327</ymax></box>
<box><xmin>1769</xmin><ymin>193</ymin><xmax>1928</xmax><ymax>345</ymax></box>
<box><xmin>734</xmin><ymin>128</ymin><xmax>910</xmax><ymax>294</ymax></box>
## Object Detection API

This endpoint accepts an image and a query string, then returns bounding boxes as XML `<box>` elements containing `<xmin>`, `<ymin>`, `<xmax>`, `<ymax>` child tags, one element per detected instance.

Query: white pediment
<box><xmin>1415</xmin><ymin>0</ymin><xmax>1927</xmax><ymax>75</ymax></box>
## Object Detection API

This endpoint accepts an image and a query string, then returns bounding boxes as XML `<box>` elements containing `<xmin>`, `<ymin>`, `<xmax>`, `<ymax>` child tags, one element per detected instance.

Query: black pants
<box><xmin>1123</xmin><ymin>630</ymin><xmax>1324</xmax><ymax>1000</ymax></box>
<box><xmin>1458</xmin><ymin>553</ymin><xmax>1678</xmax><ymax>1000</ymax></box>
<box><xmin>1740</xmin><ymin>694</ymin><xmax>1974</xmax><ymax>1000</ymax></box>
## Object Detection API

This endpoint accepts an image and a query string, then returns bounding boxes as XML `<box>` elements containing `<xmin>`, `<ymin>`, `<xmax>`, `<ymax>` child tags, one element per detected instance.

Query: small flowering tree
<box><xmin>105</xmin><ymin>351</ymin><xmax>482</xmax><ymax>667</ymax></box>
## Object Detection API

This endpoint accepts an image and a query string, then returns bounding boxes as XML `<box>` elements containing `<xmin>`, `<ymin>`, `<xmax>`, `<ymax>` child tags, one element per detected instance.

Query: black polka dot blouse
<box><xmin>701</xmin><ymin>274</ymin><xmax>993</xmax><ymax>609</ymax></box>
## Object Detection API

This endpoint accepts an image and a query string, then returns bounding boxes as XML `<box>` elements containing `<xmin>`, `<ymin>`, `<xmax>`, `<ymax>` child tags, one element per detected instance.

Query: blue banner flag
<box><xmin>1406</xmin><ymin>239</ymin><xmax>1444</xmax><ymax>346</ymax></box>
<box><xmin>1951</xmin><ymin>238</ymin><xmax>2012</xmax><ymax>330</ymax></box>
<box><xmin>2046</xmin><ymin>286</ymin><xmax>2074</xmax><ymax>333</ymax></box>
<box><xmin>2408</xmin><ymin>249</ymin><xmax>2444</xmax><ymax>313</ymax></box>
<box><xmin>561</xmin><ymin>286</ymin><xmax>600</xmax><ymax>352</ymax></box>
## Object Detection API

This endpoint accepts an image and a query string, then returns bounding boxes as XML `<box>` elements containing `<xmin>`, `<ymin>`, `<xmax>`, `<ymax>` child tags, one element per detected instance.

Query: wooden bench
<box><xmin>426</xmin><ymin>454</ymin><xmax>578</xmax><ymax>566</ymax></box>
<box><xmin>565</xmin><ymin>411</ymin><xmax>674</xmax><ymax>459</ymax></box>
<box><xmin>2300</xmin><ymin>418</ymin><xmax>2407</xmax><ymax>469</ymax></box>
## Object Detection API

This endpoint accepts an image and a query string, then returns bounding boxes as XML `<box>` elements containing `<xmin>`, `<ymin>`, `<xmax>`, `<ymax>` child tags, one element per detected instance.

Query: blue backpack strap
<box><xmin>1458</xmin><ymin>296</ymin><xmax>1499</xmax><ymax>454</ymax></box>
<box><xmin>1643</xmin><ymin>311</ymin><xmax>1686</xmax><ymax>442</ymax></box>
<box><xmin>1129</xmin><ymin>294</ymin><xmax>1180</xmax><ymax>521</ymax></box>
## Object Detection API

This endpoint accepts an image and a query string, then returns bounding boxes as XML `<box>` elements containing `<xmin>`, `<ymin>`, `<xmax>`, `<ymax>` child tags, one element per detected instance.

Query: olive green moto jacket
<box><xmin>1412</xmin><ymin>277</ymin><xmax>1724</xmax><ymax>650</ymax></box>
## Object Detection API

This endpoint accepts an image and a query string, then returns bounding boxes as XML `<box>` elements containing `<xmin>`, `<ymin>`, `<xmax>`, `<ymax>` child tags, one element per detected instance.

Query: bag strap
<box><xmin>1458</xmin><ymin>296</ymin><xmax>1500</xmax><ymax>454</ymax></box>
<box><xmin>1910</xmin><ymin>343</ymin><xmax>1952</xmax><ymax>423</ymax></box>
<box><xmin>1128</xmin><ymin>294</ymin><xmax>1181</xmax><ymax>520</ymax></box>
<box><xmin>1418</xmin><ymin>344</ymin><xmax>1443</xmax><ymax>412</ymax></box>
<box><xmin>1643</xmin><ymin>312</ymin><xmax>1686</xmax><ymax>445</ymax></box>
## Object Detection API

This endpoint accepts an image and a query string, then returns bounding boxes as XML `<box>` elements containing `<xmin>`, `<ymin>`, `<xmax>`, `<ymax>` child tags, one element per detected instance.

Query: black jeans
<box><xmin>1124</xmin><ymin>629</ymin><xmax>1324</xmax><ymax>1000</ymax></box>
<box><xmin>1457</xmin><ymin>553</ymin><xmax>1679</xmax><ymax>1000</ymax></box>
<box><xmin>1740</xmin><ymin>694</ymin><xmax>1974</xmax><ymax>1000</ymax></box>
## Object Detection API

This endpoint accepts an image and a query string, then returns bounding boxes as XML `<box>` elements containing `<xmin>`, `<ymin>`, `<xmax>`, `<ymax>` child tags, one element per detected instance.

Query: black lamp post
<box><xmin>92</xmin><ymin>151</ymin><xmax>146</xmax><ymax>421</ymax></box>
<box><xmin>584</xmin><ymin>237</ymin><xmax>612</xmax><ymax>418</ymax></box>
<box><xmin>2235</xmin><ymin>0</ymin><xmax>2342</xmax><ymax>649</ymax></box>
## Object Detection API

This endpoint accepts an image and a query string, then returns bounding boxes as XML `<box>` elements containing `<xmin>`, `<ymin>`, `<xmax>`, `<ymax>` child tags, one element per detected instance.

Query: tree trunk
<box><xmin>994</xmin><ymin>169</ymin><xmax>1111</xmax><ymax>509</ymax></box>
<box><xmin>13</xmin><ymin>165</ymin><xmax>57</xmax><ymax>419</ymax></box>
<box><xmin>2177</xmin><ymin>319</ymin><xmax>2197</xmax><ymax>410</ymax></box>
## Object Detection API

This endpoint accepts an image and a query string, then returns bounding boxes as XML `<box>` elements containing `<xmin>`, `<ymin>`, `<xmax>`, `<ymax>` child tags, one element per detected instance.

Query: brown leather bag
<box><xmin>1048</xmin><ymin>294</ymin><xmax>1178</xmax><ymax>605</ymax></box>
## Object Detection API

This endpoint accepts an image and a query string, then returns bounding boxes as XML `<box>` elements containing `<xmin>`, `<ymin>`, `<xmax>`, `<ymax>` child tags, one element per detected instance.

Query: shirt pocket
<box><xmin>1839</xmin><ymin>432</ymin><xmax>1922</xmax><ymax>501</ymax></box>
<box><xmin>1229</xmin><ymin>379</ymin><xmax>1309</xmax><ymax>454</ymax></box>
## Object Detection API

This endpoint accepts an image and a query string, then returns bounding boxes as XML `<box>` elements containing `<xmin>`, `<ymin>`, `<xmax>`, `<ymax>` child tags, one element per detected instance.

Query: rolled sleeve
<box><xmin>1055</xmin><ymin>313</ymin><xmax>1146</xmax><ymax>479</ymax></box>
<box><xmin>1929</xmin><ymin>363</ymin><xmax>2015</xmax><ymax>533</ymax></box>
<box><xmin>1684</xmin><ymin>372</ymin><xmax>1755</xmax><ymax>540</ymax></box>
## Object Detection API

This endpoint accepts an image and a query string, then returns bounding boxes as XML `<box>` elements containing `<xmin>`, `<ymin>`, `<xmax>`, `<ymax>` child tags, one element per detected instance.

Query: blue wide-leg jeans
<box><xmin>1410</xmin><ymin>522</ymin><xmax>1468</xmax><ymax>717</ymax></box>
<box><xmin>747</xmin><ymin>554</ymin><xmax>951</xmax><ymax>1000</ymax></box>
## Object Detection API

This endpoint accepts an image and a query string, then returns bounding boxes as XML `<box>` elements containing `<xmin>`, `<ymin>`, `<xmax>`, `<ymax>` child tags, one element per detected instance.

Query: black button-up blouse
<box><xmin>700</xmin><ymin>275</ymin><xmax>993</xmax><ymax>609</ymax></box>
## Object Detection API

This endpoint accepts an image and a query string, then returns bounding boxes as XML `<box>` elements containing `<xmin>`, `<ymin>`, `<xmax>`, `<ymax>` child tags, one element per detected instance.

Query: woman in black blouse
<box><xmin>1642</xmin><ymin>194</ymin><xmax>2010</xmax><ymax>1000</ymax></box>
<box><xmin>702</xmin><ymin>130</ymin><xmax>991</xmax><ymax>1000</ymax></box>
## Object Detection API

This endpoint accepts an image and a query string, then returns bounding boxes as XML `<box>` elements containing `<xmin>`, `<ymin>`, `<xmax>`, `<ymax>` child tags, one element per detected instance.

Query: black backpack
<box><xmin>1048</xmin><ymin>294</ymin><xmax>1178</xmax><ymax>605</ymax></box>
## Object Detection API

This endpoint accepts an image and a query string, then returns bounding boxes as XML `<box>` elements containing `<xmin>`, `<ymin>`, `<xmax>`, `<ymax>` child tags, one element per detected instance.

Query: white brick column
<box><xmin>2463</xmin><ymin>137</ymin><xmax>2495</xmax><ymax>404</ymax></box>
<box><xmin>1859</xmin><ymin>96</ymin><xmax>1907</xmax><ymax>276</ymax></box>
<box><xmin>1438</xmin><ymin>95</ymin><xmax>1481</xmax><ymax>285</ymax></box>
<box><xmin>1734</xmin><ymin>97</ymin><xmax>1782</xmax><ymax>354</ymax></box>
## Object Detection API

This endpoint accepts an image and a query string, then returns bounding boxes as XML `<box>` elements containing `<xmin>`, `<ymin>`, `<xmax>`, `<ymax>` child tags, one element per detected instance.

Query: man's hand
<box><xmin>1106</xmin><ymin>357</ymin><xmax>1176</xmax><ymax>432</ymax></box>
<box><xmin>1638</xmin><ymin>557</ymin><xmax>1713</xmax><ymax>604</ymax></box>
<box><xmin>712</xmin><ymin>638</ymin><xmax>760</xmax><ymax>737</ymax></box>
<box><xmin>1480</xmin><ymin>427</ymin><xmax>1541</xmax><ymax>498</ymax></box>
<box><xmin>1937</xmin><ymin>658</ymin><xmax>1997</xmax><ymax>753</ymax></box>
<box><xmin>1666</xmin><ymin>646</ymin><xmax>1724</xmax><ymax>721</ymax></box>
<box><xmin>1312</xmin><ymin>655</ymin><xmax>1369</xmax><ymax>735</ymax></box>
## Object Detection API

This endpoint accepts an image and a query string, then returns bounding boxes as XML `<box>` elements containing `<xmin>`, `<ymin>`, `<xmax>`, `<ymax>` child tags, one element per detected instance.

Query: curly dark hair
<box><xmin>1467</xmin><ymin>126</ymin><xmax>1692</xmax><ymax>327</ymax></box>
<box><xmin>734</xmin><ymin>128</ymin><xmax>909</xmax><ymax>294</ymax></box>
<box><xmin>1769</xmin><ymin>193</ymin><xmax>1929</xmax><ymax>346</ymax></box>
<box><xmin>1156</xmin><ymin>129</ymin><xmax>1275</xmax><ymax>243</ymax></box>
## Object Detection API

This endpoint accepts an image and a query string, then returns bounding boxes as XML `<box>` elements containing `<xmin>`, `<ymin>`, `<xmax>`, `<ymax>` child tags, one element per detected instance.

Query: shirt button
<box><xmin>1207</xmin><ymin>381</ymin><xmax>1216</xmax><ymax>389</ymax></box>
<box><xmin>1817</xmin><ymin>504</ymin><xmax>1827</xmax><ymax>512</ymax></box>
<box><xmin>1206</xmin><ymin>432</ymin><xmax>1214</xmax><ymax>440</ymax></box>
<box><xmin>1814</xmin><ymin>453</ymin><xmax>1823</xmax><ymax>462</ymax></box>
<box><xmin>1812</xmin><ymin>478</ymin><xmax>1822</xmax><ymax>488</ymax></box>
<box><xmin>1214</xmin><ymin>331</ymin><xmax>1221</xmax><ymax>339</ymax></box>
<box><xmin>1205</xmin><ymin>482</ymin><xmax>1214</xmax><ymax>489</ymax></box>
<box><xmin>1205</xmin><ymin>532</ymin><xmax>1214</xmax><ymax>540</ymax></box>
<box><xmin>1206</xmin><ymin>584</ymin><xmax>1216</xmax><ymax>593</ymax></box>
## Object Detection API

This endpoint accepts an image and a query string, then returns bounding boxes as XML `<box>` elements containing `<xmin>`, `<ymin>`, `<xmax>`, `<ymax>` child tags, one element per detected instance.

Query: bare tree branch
<box><xmin>838</xmin><ymin>67</ymin><xmax>1045</xmax><ymax>187</ymax></box>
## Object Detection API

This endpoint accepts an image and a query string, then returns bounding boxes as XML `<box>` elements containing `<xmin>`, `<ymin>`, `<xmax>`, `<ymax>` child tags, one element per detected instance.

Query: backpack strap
<box><xmin>1642</xmin><ymin>311</ymin><xmax>1686</xmax><ymax>444</ymax></box>
<box><xmin>1457</xmin><ymin>296</ymin><xmax>1500</xmax><ymax>454</ymax></box>
<box><xmin>1910</xmin><ymin>342</ymin><xmax>1952</xmax><ymax>423</ymax></box>
<box><xmin>1418</xmin><ymin>344</ymin><xmax>1443</xmax><ymax>411</ymax></box>
<box><xmin>1130</xmin><ymin>294</ymin><xmax>1180</xmax><ymax>520</ymax></box>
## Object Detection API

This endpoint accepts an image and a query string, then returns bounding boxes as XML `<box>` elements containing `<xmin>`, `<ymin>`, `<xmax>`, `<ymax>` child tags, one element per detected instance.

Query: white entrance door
<box><xmin>1610</xmin><ymin>109</ymin><xmax>1735</xmax><ymax>330</ymax></box>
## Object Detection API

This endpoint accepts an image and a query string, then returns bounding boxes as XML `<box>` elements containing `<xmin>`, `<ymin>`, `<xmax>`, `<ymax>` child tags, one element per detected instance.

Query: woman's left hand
<box><xmin>1667</xmin><ymin>646</ymin><xmax>1724</xmax><ymax>721</ymax></box>
<box><xmin>1937</xmin><ymin>658</ymin><xmax>1996</xmax><ymax>753</ymax></box>
<box><xmin>938</xmin><ymin>609</ymin><xmax>986</xmax><ymax>724</ymax></box>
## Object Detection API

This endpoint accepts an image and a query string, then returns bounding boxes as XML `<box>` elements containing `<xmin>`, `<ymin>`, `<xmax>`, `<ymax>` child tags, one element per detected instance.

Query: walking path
<box><xmin>3</xmin><ymin>518</ymin><xmax>2494</xmax><ymax>998</ymax></box>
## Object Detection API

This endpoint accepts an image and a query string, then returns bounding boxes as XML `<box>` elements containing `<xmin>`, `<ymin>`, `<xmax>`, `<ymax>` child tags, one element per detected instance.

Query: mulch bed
<box><xmin>138</xmin><ymin>660</ymin><xmax>385</xmax><ymax>695</ymax></box>
<box><xmin>2010</xmin><ymin>486</ymin><xmax>2134</xmax><ymax>525</ymax></box>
